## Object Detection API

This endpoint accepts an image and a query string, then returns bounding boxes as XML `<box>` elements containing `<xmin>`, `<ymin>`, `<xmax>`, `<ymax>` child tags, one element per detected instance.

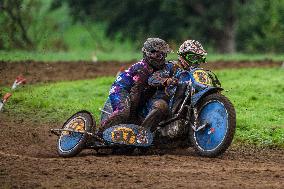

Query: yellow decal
<box><xmin>63</xmin><ymin>118</ymin><xmax>85</xmax><ymax>135</ymax></box>
<box><xmin>193</xmin><ymin>70</ymin><xmax>212</xmax><ymax>86</ymax></box>
<box><xmin>111</xmin><ymin>127</ymin><xmax>136</xmax><ymax>144</ymax></box>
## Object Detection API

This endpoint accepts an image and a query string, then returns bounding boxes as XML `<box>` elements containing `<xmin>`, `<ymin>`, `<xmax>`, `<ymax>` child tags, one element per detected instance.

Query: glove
<box><xmin>164</xmin><ymin>78</ymin><xmax>178</xmax><ymax>86</ymax></box>
<box><xmin>133</xmin><ymin>72</ymin><xmax>148</xmax><ymax>84</ymax></box>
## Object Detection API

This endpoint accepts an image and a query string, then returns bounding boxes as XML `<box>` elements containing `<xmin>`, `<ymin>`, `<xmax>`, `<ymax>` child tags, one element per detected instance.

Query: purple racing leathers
<box><xmin>101</xmin><ymin>59</ymin><xmax>155</xmax><ymax>130</ymax></box>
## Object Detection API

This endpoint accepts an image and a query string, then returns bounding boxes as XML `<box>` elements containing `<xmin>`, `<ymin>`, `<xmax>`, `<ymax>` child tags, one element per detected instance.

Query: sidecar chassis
<box><xmin>50</xmin><ymin>128</ymin><xmax>151</xmax><ymax>150</ymax></box>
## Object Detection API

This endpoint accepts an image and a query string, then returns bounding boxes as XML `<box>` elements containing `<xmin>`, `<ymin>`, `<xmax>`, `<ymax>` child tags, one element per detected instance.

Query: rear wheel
<box><xmin>57</xmin><ymin>111</ymin><xmax>95</xmax><ymax>157</ymax></box>
<box><xmin>189</xmin><ymin>93</ymin><xmax>236</xmax><ymax>157</ymax></box>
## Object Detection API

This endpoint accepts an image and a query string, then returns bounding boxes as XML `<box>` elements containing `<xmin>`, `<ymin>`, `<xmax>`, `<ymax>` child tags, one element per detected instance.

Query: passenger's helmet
<box><xmin>177</xmin><ymin>40</ymin><xmax>207</xmax><ymax>67</ymax></box>
<box><xmin>142</xmin><ymin>38</ymin><xmax>172</xmax><ymax>69</ymax></box>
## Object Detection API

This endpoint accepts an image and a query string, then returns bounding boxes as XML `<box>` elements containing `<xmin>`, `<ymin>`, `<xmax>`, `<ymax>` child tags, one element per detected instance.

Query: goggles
<box><xmin>178</xmin><ymin>52</ymin><xmax>206</xmax><ymax>65</ymax></box>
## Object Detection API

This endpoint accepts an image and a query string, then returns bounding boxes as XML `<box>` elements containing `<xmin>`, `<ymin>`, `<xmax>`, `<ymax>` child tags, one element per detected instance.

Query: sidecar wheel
<box><xmin>57</xmin><ymin>111</ymin><xmax>95</xmax><ymax>158</ymax></box>
<box><xmin>189</xmin><ymin>93</ymin><xmax>236</xmax><ymax>157</ymax></box>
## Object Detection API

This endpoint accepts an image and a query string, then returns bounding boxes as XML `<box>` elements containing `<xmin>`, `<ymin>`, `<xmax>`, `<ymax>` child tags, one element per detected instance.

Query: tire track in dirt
<box><xmin>0</xmin><ymin>151</ymin><xmax>38</xmax><ymax>159</ymax></box>
<box><xmin>1</xmin><ymin>147</ymin><xmax>283</xmax><ymax>189</ymax></box>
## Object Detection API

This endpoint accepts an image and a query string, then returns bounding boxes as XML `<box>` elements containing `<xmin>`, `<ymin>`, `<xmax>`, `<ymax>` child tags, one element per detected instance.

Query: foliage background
<box><xmin>0</xmin><ymin>0</ymin><xmax>283</xmax><ymax>54</ymax></box>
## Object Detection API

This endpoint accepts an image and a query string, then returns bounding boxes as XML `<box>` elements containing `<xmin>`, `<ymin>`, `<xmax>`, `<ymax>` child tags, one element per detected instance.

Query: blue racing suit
<box><xmin>148</xmin><ymin>61</ymin><xmax>187</xmax><ymax>104</ymax></box>
<box><xmin>140</xmin><ymin>61</ymin><xmax>191</xmax><ymax>129</ymax></box>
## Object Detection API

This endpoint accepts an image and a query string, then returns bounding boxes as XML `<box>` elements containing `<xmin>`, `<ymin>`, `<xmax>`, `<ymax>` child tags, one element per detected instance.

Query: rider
<box><xmin>141</xmin><ymin>39</ymin><xmax>207</xmax><ymax>130</ymax></box>
<box><xmin>100</xmin><ymin>38</ymin><xmax>172</xmax><ymax>131</ymax></box>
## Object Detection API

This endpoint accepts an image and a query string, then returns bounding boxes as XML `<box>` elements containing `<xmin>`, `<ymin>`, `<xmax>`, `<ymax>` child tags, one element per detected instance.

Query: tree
<box><xmin>0</xmin><ymin>0</ymin><xmax>34</xmax><ymax>49</ymax></box>
<box><xmin>0</xmin><ymin>0</ymin><xmax>71</xmax><ymax>50</ymax></box>
<box><xmin>66</xmin><ymin>0</ymin><xmax>243</xmax><ymax>53</ymax></box>
<box><xmin>237</xmin><ymin>0</ymin><xmax>284</xmax><ymax>53</ymax></box>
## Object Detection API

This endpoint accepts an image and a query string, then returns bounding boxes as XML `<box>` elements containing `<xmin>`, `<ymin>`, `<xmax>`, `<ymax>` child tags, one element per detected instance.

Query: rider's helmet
<box><xmin>177</xmin><ymin>40</ymin><xmax>207</xmax><ymax>68</ymax></box>
<box><xmin>142</xmin><ymin>38</ymin><xmax>172</xmax><ymax>70</ymax></box>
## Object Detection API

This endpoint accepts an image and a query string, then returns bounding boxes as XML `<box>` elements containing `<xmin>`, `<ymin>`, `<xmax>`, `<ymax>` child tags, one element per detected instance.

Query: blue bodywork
<box><xmin>180</xmin><ymin>68</ymin><xmax>223</xmax><ymax>108</ymax></box>
<box><xmin>191</xmin><ymin>87</ymin><xmax>223</xmax><ymax>106</ymax></box>
<box><xmin>154</xmin><ymin>68</ymin><xmax>223</xmax><ymax>113</ymax></box>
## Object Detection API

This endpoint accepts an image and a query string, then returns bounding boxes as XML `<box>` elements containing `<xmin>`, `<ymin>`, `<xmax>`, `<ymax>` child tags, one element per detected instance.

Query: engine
<box><xmin>159</xmin><ymin>119</ymin><xmax>186</xmax><ymax>138</ymax></box>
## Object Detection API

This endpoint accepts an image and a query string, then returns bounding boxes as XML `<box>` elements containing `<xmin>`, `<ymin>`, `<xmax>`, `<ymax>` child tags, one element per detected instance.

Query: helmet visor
<box><xmin>149</xmin><ymin>50</ymin><xmax>167</xmax><ymax>60</ymax></box>
<box><xmin>179</xmin><ymin>52</ymin><xmax>206</xmax><ymax>65</ymax></box>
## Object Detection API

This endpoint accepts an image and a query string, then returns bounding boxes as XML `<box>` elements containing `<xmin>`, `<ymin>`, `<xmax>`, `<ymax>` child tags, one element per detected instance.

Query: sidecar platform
<box><xmin>103</xmin><ymin>124</ymin><xmax>153</xmax><ymax>147</ymax></box>
<box><xmin>51</xmin><ymin>110</ymin><xmax>154</xmax><ymax>157</ymax></box>
<box><xmin>51</xmin><ymin>124</ymin><xmax>153</xmax><ymax>149</ymax></box>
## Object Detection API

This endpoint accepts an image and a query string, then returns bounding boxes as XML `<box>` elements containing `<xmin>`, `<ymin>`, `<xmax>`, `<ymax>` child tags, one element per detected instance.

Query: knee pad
<box><xmin>153</xmin><ymin>99</ymin><xmax>168</xmax><ymax>113</ymax></box>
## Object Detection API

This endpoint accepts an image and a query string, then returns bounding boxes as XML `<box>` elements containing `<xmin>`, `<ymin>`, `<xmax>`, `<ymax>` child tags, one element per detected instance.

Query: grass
<box><xmin>2</xmin><ymin>77</ymin><xmax>113</xmax><ymax>123</ymax></box>
<box><xmin>2</xmin><ymin>68</ymin><xmax>284</xmax><ymax>147</ymax></box>
<box><xmin>0</xmin><ymin>50</ymin><xmax>284</xmax><ymax>62</ymax></box>
<box><xmin>216</xmin><ymin>68</ymin><xmax>284</xmax><ymax>147</ymax></box>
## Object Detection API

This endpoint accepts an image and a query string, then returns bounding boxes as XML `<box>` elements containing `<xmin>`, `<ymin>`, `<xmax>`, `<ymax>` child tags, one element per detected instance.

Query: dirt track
<box><xmin>0</xmin><ymin>111</ymin><xmax>284</xmax><ymax>188</ymax></box>
<box><xmin>0</xmin><ymin>60</ymin><xmax>284</xmax><ymax>188</ymax></box>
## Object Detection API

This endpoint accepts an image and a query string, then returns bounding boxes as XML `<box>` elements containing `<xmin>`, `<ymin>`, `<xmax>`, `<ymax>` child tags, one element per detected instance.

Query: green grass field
<box><xmin>2</xmin><ymin>68</ymin><xmax>284</xmax><ymax>147</ymax></box>
<box><xmin>1</xmin><ymin>50</ymin><xmax>284</xmax><ymax>62</ymax></box>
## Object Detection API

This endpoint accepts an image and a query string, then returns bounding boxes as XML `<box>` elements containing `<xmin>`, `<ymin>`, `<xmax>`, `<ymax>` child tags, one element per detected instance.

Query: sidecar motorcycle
<box><xmin>51</xmin><ymin>68</ymin><xmax>236</xmax><ymax>158</ymax></box>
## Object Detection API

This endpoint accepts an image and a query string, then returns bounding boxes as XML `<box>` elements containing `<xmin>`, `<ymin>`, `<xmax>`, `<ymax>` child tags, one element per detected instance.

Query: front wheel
<box><xmin>189</xmin><ymin>93</ymin><xmax>236</xmax><ymax>157</ymax></box>
<box><xmin>57</xmin><ymin>111</ymin><xmax>95</xmax><ymax>157</ymax></box>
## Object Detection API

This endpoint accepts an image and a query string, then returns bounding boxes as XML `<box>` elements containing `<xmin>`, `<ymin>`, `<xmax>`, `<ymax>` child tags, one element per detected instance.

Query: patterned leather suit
<box><xmin>101</xmin><ymin>38</ymin><xmax>171</xmax><ymax>131</ymax></box>
<box><xmin>101</xmin><ymin>59</ymin><xmax>155</xmax><ymax>130</ymax></box>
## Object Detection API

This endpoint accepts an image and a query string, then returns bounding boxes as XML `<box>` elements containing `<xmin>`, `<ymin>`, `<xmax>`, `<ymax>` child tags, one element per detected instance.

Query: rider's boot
<box><xmin>141</xmin><ymin>99</ymin><xmax>168</xmax><ymax>131</ymax></box>
<box><xmin>96</xmin><ymin>109</ymin><xmax>130</xmax><ymax>140</ymax></box>
<box><xmin>102</xmin><ymin>110</ymin><xmax>129</xmax><ymax>129</ymax></box>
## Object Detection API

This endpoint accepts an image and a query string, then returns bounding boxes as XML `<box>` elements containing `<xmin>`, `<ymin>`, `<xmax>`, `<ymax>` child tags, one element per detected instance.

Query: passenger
<box><xmin>141</xmin><ymin>40</ymin><xmax>207</xmax><ymax>130</ymax></box>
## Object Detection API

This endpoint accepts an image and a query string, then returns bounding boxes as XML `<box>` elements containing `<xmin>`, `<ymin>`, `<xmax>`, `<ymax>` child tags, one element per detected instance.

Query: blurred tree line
<box><xmin>0</xmin><ymin>0</ymin><xmax>283</xmax><ymax>53</ymax></box>
<box><xmin>0</xmin><ymin>0</ymin><xmax>70</xmax><ymax>50</ymax></box>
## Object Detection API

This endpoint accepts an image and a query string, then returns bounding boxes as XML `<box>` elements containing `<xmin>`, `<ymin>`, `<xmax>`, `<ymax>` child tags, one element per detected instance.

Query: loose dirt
<box><xmin>0</xmin><ymin>114</ymin><xmax>283</xmax><ymax>189</ymax></box>
<box><xmin>0</xmin><ymin>60</ymin><xmax>282</xmax><ymax>86</ymax></box>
